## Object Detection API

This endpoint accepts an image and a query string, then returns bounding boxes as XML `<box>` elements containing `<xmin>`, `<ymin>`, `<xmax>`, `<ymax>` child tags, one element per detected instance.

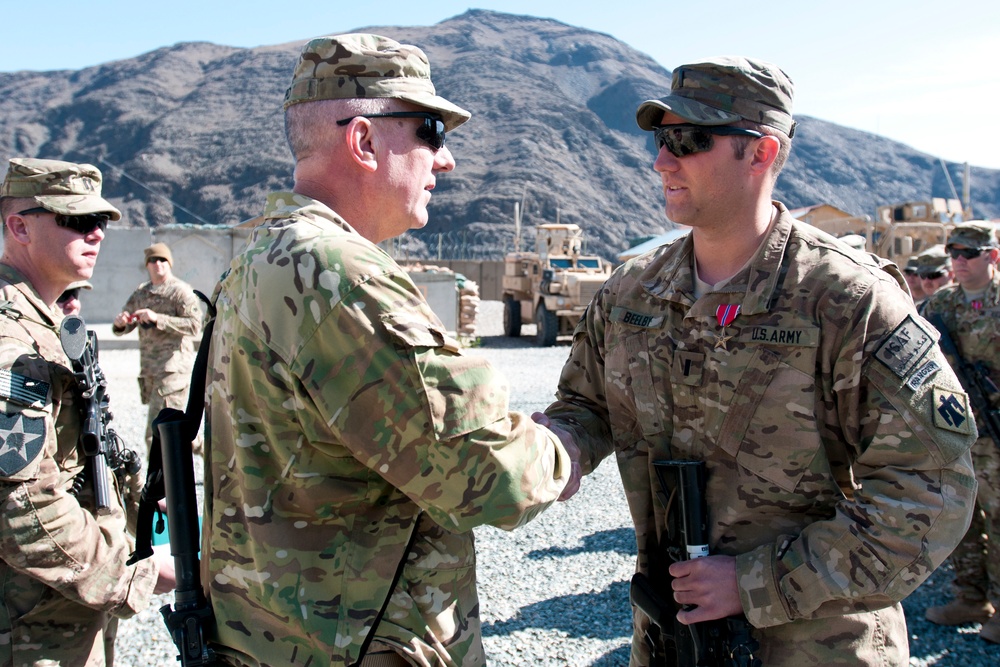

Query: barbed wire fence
<box><xmin>381</xmin><ymin>226</ymin><xmax>602</xmax><ymax>262</ymax></box>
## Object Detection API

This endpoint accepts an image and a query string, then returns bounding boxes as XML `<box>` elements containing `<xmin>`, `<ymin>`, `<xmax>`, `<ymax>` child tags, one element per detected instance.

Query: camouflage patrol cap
<box><xmin>916</xmin><ymin>245</ymin><xmax>951</xmax><ymax>277</ymax></box>
<box><xmin>947</xmin><ymin>222</ymin><xmax>998</xmax><ymax>249</ymax></box>
<box><xmin>283</xmin><ymin>33</ymin><xmax>471</xmax><ymax>132</ymax></box>
<box><xmin>903</xmin><ymin>256</ymin><xmax>920</xmax><ymax>274</ymax></box>
<box><xmin>1</xmin><ymin>158</ymin><xmax>121</xmax><ymax>220</ymax></box>
<box><xmin>636</xmin><ymin>56</ymin><xmax>796</xmax><ymax>137</ymax></box>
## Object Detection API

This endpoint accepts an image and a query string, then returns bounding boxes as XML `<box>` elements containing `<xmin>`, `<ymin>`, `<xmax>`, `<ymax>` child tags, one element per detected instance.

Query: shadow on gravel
<box><xmin>482</xmin><ymin>579</ymin><xmax>631</xmax><ymax>640</ymax></box>
<box><xmin>589</xmin><ymin>644</ymin><xmax>631</xmax><ymax>667</ymax></box>
<box><xmin>901</xmin><ymin>562</ymin><xmax>1000</xmax><ymax>665</ymax></box>
<box><xmin>525</xmin><ymin>527</ymin><xmax>637</xmax><ymax>559</ymax></box>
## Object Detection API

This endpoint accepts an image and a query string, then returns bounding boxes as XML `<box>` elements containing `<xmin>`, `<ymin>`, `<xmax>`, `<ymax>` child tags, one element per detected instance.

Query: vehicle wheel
<box><xmin>503</xmin><ymin>296</ymin><xmax>521</xmax><ymax>337</ymax></box>
<box><xmin>536</xmin><ymin>304</ymin><xmax>558</xmax><ymax>346</ymax></box>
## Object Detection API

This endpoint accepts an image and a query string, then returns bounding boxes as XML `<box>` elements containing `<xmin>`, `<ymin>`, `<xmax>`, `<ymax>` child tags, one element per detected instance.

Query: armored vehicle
<box><xmin>502</xmin><ymin>223</ymin><xmax>611</xmax><ymax>346</ymax></box>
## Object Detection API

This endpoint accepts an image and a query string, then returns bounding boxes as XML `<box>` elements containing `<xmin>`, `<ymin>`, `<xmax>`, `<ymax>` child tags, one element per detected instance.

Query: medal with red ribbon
<box><xmin>714</xmin><ymin>304</ymin><xmax>741</xmax><ymax>350</ymax></box>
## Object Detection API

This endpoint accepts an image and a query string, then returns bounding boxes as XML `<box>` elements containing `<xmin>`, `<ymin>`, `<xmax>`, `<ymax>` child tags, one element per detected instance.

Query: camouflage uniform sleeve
<box><xmin>735</xmin><ymin>277</ymin><xmax>978</xmax><ymax>628</ymax></box>
<box><xmin>545</xmin><ymin>284</ymin><xmax>617</xmax><ymax>475</ymax></box>
<box><xmin>294</xmin><ymin>272</ymin><xmax>572</xmax><ymax>533</ymax></box>
<box><xmin>111</xmin><ymin>287</ymin><xmax>142</xmax><ymax>336</ymax></box>
<box><xmin>153</xmin><ymin>283</ymin><xmax>202</xmax><ymax>338</ymax></box>
<box><xmin>0</xmin><ymin>337</ymin><xmax>158</xmax><ymax>618</ymax></box>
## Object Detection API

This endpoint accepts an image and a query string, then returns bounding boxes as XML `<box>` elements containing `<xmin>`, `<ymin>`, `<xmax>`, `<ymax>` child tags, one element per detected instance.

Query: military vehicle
<box><xmin>806</xmin><ymin>198</ymin><xmax>965</xmax><ymax>265</ymax></box>
<box><xmin>502</xmin><ymin>223</ymin><xmax>611</xmax><ymax>346</ymax></box>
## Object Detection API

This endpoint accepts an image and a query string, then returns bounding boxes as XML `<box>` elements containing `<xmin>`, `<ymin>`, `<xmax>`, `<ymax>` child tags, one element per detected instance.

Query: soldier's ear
<box><xmin>4</xmin><ymin>213</ymin><xmax>32</xmax><ymax>246</ymax></box>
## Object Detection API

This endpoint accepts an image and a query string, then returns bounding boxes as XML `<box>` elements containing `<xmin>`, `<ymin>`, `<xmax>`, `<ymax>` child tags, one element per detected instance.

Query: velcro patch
<box><xmin>741</xmin><ymin>326</ymin><xmax>819</xmax><ymax>347</ymax></box>
<box><xmin>876</xmin><ymin>315</ymin><xmax>935</xmax><ymax>379</ymax></box>
<box><xmin>0</xmin><ymin>369</ymin><xmax>49</xmax><ymax>408</ymax></box>
<box><xmin>932</xmin><ymin>387</ymin><xmax>973</xmax><ymax>435</ymax></box>
<box><xmin>609</xmin><ymin>306</ymin><xmax>664</xmax><ymax>329</ymax></box>
<box><xmin>907</xmin><ymin>360</ymin><xmax>941</xmax><ymax>391</ymax></box>
<box><xmin>0</xmin><ymin>412</ymin><xmax>46</xmax><ymax>477</ymax></box>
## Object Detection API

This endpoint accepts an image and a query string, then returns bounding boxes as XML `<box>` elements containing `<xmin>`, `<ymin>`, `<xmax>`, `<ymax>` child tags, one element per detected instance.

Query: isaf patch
<box><xmin>932</xmin><ymin>387</ymin><xmax>973</xmax><ymax>435</ymax></box>
<box><xmin>0</xmin><ymin>369</ymin><xmax>49</xmax><ymax>408</ymax></box>
<box><xmin>876</xmin><ymin>315</ymin><xmax>935</xmax><ymax>379</ymax></box>
<box><xmin>0</xmin><ymin>412</ymin><xmax>46</xmax><ymax>477</ymax></box>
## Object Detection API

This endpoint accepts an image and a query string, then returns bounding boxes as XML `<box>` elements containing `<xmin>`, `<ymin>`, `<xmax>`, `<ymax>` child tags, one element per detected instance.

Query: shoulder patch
<box><xmin>906</xmin><ymin>360</ymin><xmax>941</xmax><ymax>391</ymax></box>
<box><xmin>932</xmin><ymin>387</ymin><xmax>974</xmax><ymax>435</ymax></box>
<box><xmin>0</xmin><ymin>412</ymin><xmax>46</xmax><ymax>477</ymax></box>
<box><xmin>609</xmin><ymin>306</ymin><xmax>664</xmax><ymax>329</ymax></box>
<box><xmin>0</xmin><ymin>369</ymin><xmax>49</xmax><ymax>408</ymax></box>
<box><xmin>875</xmin><ymin>315</ymin><xmax>935</xmax><ymax>379</ymax></box>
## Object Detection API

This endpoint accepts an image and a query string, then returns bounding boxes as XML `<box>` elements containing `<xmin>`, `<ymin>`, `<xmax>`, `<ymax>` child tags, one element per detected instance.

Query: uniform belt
<box><xmin>359</xmin><ymin>650</ymin><xmax>410</xmax><ymax>667</ymax></box>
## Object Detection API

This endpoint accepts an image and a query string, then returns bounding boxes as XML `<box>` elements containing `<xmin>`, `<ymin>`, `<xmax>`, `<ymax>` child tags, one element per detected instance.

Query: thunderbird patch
<box><xmin>0</xmin><ymin>412</ymin><xmax>45</xmax><ymax>477</ymax></box>
<box><xmin>0</xmin><ymin>369</ymin><xmax>49</xmax><ymax>408</ymax></box>
<box><xmin>876</xmin><ymin>315</ymin><xmax>935</xmax><ymax>379</ymax></box>
<box><xmin>932</xmin><ymin>387</ymin><xmax>973</xmax><ymax>435</ymax></box>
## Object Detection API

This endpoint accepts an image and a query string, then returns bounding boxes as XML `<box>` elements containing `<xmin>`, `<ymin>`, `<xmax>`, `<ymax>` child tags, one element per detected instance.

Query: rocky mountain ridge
<box><xmin>2</xmin><ymin>9</ymin><xmax>997</xmax><ymax>259</ymax></box>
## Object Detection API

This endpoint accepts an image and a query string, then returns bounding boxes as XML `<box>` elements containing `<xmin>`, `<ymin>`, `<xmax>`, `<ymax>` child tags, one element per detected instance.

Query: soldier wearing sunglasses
<box><xmin>920</xmin><ymin>222</ymin><xmax>1000</xmax><ymax>643</ymax></box>
<box><xmin>542</xmin><ymin>57</ymin><xmax>977</xmax><ymax>666</ymax></box>
<box><xmin>0</xmin><ymin>158</ymin><xmax>175</xmax><ymax>666</ymax></box>
<box><xmin>200</xmin><ymin>34</ymin><xmax>579</xmax><ymax>667</ymax></box>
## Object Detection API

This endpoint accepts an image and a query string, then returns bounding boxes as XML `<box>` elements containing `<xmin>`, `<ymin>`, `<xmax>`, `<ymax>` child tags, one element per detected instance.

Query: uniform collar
<box><xmin>0</xmin><ymin>262</ymin><xmax>60</xmax><ymax>327</ymax></box>
<box><xmin>640</xmin><ymin>201</ymin><xmax>793</xmax><ymax>317</ymax></box>
<box><xmin>262</xmin><ymin>191</ymin><xmax>359</xmax><ymax>236</ymax></box>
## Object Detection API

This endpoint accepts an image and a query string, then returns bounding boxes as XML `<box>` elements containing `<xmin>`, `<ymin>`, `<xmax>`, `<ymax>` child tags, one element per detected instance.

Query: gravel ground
<box><xmin>100</xmin><ymin>301</ymin><xmax>998</xmax><ymax>666</ymax></box>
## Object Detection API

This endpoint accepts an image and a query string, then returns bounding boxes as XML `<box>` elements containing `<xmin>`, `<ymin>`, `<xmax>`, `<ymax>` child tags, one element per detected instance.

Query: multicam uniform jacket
<box><xmin>203</xmin><ymin>193</ymin><xmax>571</xmax><ymax>667</ymax></box>
<box><xmin>0</xmin><ymin>264</ymin><xmax>158</xmax><ymax>667</ymax></box>
<box><xmin>921</xmin><ymin>271</ymin><xmax>1000</xmax><ymax>603</ymax></box>
<box><xmin>113</xmin><ymin>275</ymin><xmax>201</xmax><ymax>403</ymax></box>
<box><xmin>546</xmin><ymin>204</ymin><xmax>978</xmax><ymax>667</ymax></box>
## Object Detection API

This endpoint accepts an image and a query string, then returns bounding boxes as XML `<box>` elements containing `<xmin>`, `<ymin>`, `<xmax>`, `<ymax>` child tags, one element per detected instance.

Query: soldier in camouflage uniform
<box><xmin>112</xmin><ymin>242</ymin><xmax>201</xmax><ymax>450</ymax></box>
<box><xmin>0</xmin><ymin>158</ymin><xmax>175</xmax><ymax>667</ymax></box>
<box><xmin>914</xmin><ymin>245</ymin><xmax>953</xmax><ymax>312</ymax></box>
<box><xmin>542</xmin><ymin>57</ymin><xmax>978</xmax><ymax>666</ymax></box>
<box><xmin>920</xmin><ymin>222</ymin><xmax>1000</xmax><ymax>643</ymax></box>
<box><xmin>202</xmin><ymin>34</ymin><xmax>579</xmax><ymax>667</ymax></box>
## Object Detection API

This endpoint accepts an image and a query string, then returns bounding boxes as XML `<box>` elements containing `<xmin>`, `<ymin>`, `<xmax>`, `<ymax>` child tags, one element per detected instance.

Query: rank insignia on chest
<box><xmin>932</xmin><ymin>387</ymin><xmax>973</xmax><ymax>435</ymax></box>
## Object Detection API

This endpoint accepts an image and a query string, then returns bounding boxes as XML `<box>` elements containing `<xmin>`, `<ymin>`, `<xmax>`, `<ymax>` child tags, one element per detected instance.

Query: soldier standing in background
<box><xmin>202</xmin><ymin>33</ymin><xmax>579</xmax><ymax>667</ymax></box>
<box><xmin>57</xmin><ymin>279</ymin><xmax>93</xmax><ymax>317</ymax></box>
<box><xmin>112</xmin><ymin>242</ymin><xmax>201</xmax><ymax>451</ymax></box>
<box><xmin>921</xmin><ymin>222</ymin><xmax>1000</xmax><ymax>643</ymax></box>
<box><xmin>0</xmin><ymin>157</ymin><xmax>174</xmax><ymax>667</ymax></box>
<box><xmin>914</xmin><ymin>244</ymin><xmax>953</xmax><ymax>311</ymax></box>
<box><xmin>904</xmin><ymin>254</ymin><xmax>930</xmax><ymax>303</ymax></box>
<box><xmin>541</xmin><ymin>57</ymin><xmax>977</xmax><ymax>666</ymax></box>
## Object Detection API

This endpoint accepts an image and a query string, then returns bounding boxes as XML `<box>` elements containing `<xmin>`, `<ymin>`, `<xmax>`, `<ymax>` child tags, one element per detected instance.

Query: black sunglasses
<box><xmin>335</xmin><ymin>112</ymin><xmax>446</xmax><ymax>151</ymax></box>
<box><xmin>652</xmin><ymin>123</ymin><xmax>765</xmax><ymax>158</ymax></box>
<box><xmin>18</xmin><ymin>206</ymin><xmax>110</xmax><ymax>235</ymax></box>
<box><xmin>919</xmin><ymin>270</ymin><xmax>946</xmax><ymax>280</ymax></box>
<box><xmin>56</xmin><ymin>288</ymin><xmax>81</xmax><ymax>304</ymax></box>
<box><xmin>947</xmin><ymin>246</ymin><xmax>987</xmax><ymax>260</ymax></box>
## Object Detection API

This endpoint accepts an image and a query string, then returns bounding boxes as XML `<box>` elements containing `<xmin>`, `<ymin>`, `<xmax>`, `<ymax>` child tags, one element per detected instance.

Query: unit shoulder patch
<box><xmin>876</xmin><ymin>315</ymin><xmax>935</xmax><ymax>379</ymax></box>
<box><xmin>932</xmin><ymin>386</ymin><xmax>973</xmax><ymax>435</ymax></box>
<box><xmin>0</xmin><ymin>412</ymin><xmax>46</xmax><ymax>477</ymax></box>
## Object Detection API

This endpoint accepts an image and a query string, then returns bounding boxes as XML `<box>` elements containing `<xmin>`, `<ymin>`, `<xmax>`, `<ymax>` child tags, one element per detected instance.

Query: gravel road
<box><xmin>100</xmin><ymin>302</ymin><xmax>998</xmax><ymax>666</ymax></box>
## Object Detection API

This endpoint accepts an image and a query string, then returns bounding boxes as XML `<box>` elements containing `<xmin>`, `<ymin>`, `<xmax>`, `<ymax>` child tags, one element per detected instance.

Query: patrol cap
<box><xmin>915</xmin><ymin>245</ymin><xmax>951</xmax><ymax>277</ymax></box>
<box><xmin>946</xmin><ymin>222</ymin><xmax>998</xmax><ymax>249</ymax></box>
<box><xmin>903</xmin><ymin>256</ymin><xmax>920</xmax><ymax>274</ymax></box>
<box><xmin>1</xmin><ymin>158</ymin><xmax>121</xmax><ymax>221</ymax></box>
<box><xmin>636</xmin><ymin>56</ymin><xmax>796</xmax><ymax>137</ymax></box>
<box><xmin>283</xmin><ymin>33</ymin><xmax>471</xmax><ymax>132</ymax></box>
<box><xmin>144</xmin><ymin>242</ymin><xmax>173</xmax><ymax>266</ymax></box>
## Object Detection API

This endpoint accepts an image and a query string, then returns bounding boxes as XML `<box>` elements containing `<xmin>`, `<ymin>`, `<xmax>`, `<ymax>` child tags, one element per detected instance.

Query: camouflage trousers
<box><xmin>144</xmin><ymin>381</ymin><xmax>199</xmax><ymax>454</ymax></box>
<box><xmin>946</xmin><ymin>435</ymin><xmax>1000</xmax><ymax>605</ymax></box>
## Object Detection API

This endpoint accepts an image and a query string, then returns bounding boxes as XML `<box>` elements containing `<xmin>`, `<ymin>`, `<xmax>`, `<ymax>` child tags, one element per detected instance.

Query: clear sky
<box><xmin>2</xmin><ymin>0</ymin><xmax>998</xmax><ymax>170</ymax></box>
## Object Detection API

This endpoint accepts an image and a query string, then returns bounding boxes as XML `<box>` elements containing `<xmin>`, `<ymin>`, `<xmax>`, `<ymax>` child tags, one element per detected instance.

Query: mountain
<box><xmin>2</xmin><ymin>9</ymin><xmax>997</xmax><ymax>260</ymax></box>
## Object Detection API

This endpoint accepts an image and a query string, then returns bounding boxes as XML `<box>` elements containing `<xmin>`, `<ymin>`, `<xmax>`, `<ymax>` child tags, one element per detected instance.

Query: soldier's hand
<box><xmin>669</xmin><ymin>555</ymin><xmax>743</xmax><ymax>624</ymax></box>
<box><xmin>152</xmin><ymin>543</ymin><xmax>177</xmax><ymax>594</ymax></box>
<box><xmin>531</xmin><ymin>412</ymin><xmax>582</xmax><ymax>501</ymax></box>
<box><xmin>113</xmin><ymin>311</ymin><xmax>132</xmax><ymax>329</ymax></box>
<box><xmin>132</xmin><ymin>308</ymin><xmax>159</xmax><ymax>325</ymax></box>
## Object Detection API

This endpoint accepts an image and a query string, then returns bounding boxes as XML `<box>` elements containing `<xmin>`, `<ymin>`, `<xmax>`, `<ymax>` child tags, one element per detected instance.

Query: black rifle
<box><xmin>928</xmin><ymin>314</ymin><xmax>1000</xmax><ymax>448</ymax></box>
<box><xmin>128</xmin><ymin>292</ymin><xmax>216</xmax><ymax>666</ymax></box>
<box><xmin>630</xmin><ymin>460</ymin><xmax>760</xmax><ymax>667</ymax></box>
<box><xmin>59</xmin><ymin>315</ymin><xmax>139</xmax><ymax>514</ymax></box>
